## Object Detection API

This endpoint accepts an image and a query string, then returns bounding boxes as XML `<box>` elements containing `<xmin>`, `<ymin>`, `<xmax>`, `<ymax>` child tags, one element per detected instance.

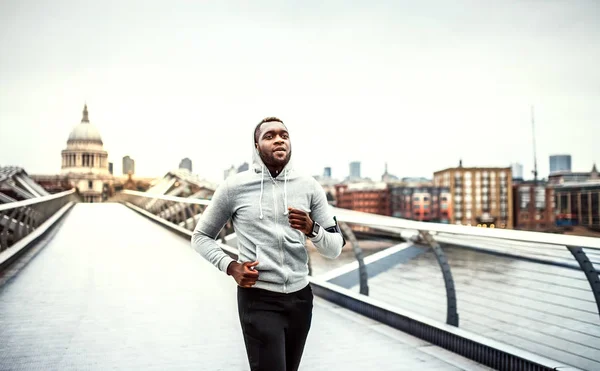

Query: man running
<box><xmin>192</xmin><ymin>117</ymin><xmax>345</xmax><ymax>371</ymax></box>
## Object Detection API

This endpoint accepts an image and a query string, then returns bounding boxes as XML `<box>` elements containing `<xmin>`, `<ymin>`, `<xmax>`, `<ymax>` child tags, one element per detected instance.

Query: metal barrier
<box><xmin>116</xmin><ymin>190</ymin><xmax>600</xmax><ymax>323</ymax></box>
<box><xmin>333</xmin><ymin>207</ymin><xmax>600</xmax><ymax>322</ymax></box>
<box><xmin>0</xmin><ymin>189</ymin><xmax>78</xmax><ymax>253</ymax></box>
<box><xmin>115</xmin><ymin>189</ymin><xmax>586</xmax><ymax>371</ymax></box>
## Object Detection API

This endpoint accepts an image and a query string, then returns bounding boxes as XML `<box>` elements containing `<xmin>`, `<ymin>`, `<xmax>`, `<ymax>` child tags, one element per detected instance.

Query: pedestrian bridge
<box><xmin>1</xmin><ymin>189</ymin><xmax>599</xmax><ymax>370</ymax></box>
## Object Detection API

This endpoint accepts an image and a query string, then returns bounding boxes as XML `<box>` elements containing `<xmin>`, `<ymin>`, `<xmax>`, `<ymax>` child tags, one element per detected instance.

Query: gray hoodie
<box><xmin>191</xmin><ymin>126</ymin><xmax>344</xmax><ymax>294</ymax></box>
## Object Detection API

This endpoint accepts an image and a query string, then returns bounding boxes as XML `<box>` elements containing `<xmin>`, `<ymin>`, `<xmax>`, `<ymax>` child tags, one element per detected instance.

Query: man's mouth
<box><xmin>273</xmin><ymin>147</ymin><xmax>286</xmax><ymax>153</ymax></box>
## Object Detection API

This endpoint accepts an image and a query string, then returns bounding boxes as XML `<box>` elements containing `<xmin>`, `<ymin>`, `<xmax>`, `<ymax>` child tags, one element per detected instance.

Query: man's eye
<box><xmin>282</xmin><ymin>135</ymin><xmax>289</xmax><ymax>139</ymax></box>
<box><xmin>265</xmin><ymin>135</ymin><xmax>272</xmax><ymax>139</ymax></box>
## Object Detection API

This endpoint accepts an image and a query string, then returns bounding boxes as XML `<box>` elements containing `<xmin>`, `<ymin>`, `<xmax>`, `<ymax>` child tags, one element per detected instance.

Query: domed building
<box><xmin>61</xmin><ymin>104</ymin><xmax>113</xmax><ymax>202</ymax></box>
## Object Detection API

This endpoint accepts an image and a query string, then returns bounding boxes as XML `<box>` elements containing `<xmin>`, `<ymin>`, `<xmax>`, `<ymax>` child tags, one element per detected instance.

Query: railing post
<box><xmin>339</xmin><ymin>222</ymin><xmax>369</xmax><ymax>296</ymax></box>
<box><xmin>567</xmin><ymin>246</ymin><xmax>600</xmax><ymax>320</ymax></box>
<box><xmin>418</xmin><ymin>230</ymin><xmax>459</xmax><ymax>326</ymax></box>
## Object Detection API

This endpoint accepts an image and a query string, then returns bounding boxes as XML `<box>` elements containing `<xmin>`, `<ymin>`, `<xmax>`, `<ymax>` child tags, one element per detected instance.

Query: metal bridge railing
<box><xmin>116</xmin><ymin>189</ymin><xmax>597</xmax><ymax>370</ymax></box>
<box><xmin>333</xmin><ymin>207</ymin><xmax>600</xmax><ymax>320</ymax></box>
<box><xmin>0</xmin><ymin>189</ymin><xmax>79</xmax><ymax>253</ymax></box>
<box><xmin>116</xmin><ymin>190</ymin><xmax>600</xmax><ymax>324</ymax></box>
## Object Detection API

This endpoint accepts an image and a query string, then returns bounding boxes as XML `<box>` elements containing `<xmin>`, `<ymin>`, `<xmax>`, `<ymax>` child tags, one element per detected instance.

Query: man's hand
<box><xmin>227</xmin><ymin>261</ymin><xmax>259</xmax><ymax>287</ymax></box>
<box><xmin>288</xmin><ymin>207</ymin><xmax>314</xmax><ymax>236</ymax></box>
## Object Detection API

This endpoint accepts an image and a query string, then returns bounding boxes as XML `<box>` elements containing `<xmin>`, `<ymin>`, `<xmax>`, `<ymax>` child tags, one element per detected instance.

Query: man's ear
<box><xmin>255</xmin><ymin>143</ymin><xmax>259</xmax><ymax>149</ymax></box>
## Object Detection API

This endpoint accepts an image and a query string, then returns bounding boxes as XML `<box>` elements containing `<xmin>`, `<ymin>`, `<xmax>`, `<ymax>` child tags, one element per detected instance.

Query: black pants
<box><xmin>237</xmin><ymin>284</ymin><xmax>313</xmax><ymax>371</ymax></box>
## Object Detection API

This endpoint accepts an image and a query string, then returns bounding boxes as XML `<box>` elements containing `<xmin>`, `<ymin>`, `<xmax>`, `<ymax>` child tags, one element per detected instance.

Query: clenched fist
<box><xmin>288</xmin><ymin>207</ymin><xmax>314</xmax><ymax>236</ymax></box>
<box><xmin>227</xmin><ymin>261</ymin><xmax>259</xmax><ymax>287</ymax></box>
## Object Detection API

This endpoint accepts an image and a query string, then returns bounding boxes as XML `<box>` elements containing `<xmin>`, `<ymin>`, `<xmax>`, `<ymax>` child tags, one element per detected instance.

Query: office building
<box><xmin>179</xmin><ymin>157</ymin><xmax>192</xmax><ymax>172</ymax></box>
<box><xmin>434</xmin><ymin>165</ymin><xmax>513</xmax><ymax>228</ymax></box>
<box><xmin>550</xmin><ymin>155</ymin><xmax>572</xmax><ymax>174</ymax></box>
<box><xmin>511</xmin><ymin>163</ymin><xmax>523</xmax><ymax>180</ymax></box>
<box><xmin>122</xmin><ymin>156</ymin><xmax>135</xmax><ymax>176</ymax></box>
<box><xmin>349</xmin><ymin>161</ymin><xmax>361</xmax><ymax>180</ymax></box>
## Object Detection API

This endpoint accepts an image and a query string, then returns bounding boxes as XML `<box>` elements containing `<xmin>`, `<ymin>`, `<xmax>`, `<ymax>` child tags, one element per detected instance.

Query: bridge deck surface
<box><xmin>0</xmin><ymin>203</ymin><xmax>490</xmax><ymax>371</ymax></box>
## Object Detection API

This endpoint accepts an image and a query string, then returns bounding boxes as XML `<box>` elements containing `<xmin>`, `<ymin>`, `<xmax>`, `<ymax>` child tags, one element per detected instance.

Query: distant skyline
<box><xmin>1</xmin><ymin>0</ymin><xmax>599</xmax><ymax>184</ymax></box>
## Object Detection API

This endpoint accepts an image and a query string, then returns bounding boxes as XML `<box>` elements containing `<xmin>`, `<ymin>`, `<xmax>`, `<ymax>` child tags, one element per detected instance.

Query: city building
<box><xmin>512</xmin><ymin>180</ymin><xmax>555</xmax><ymax>231</ymax></box>
<box><xmin>108</xmin><ymin>162</ymin><xmax>113</xmax><ymax>175</ymax></box>
<box><xmin>179</xmin><ymin>157</ymin><xmax>192</xmax><ymax>172</ymax></box>
<box><xmin>61</xmin><ymin>104</ymin><xmax>113</xmax><ymax>202</ymax></box>
<box><xmin>335</xmin><ymin>182</ymin><xmax>390</xmax><ymax>216</ymax></box>
<box><xmin>381</xmin><ymin>162</ymin><xmax>400</xmax><ymax>183</ymax></box>
<box><xmin>548</xmin><ymin>164</ymin><xmax>598</xmax><ymax>185</ymax></box>
<box><xmin>323</xmin><ymin>167</ymin><xmax>332</xmax><ymax>178</ymax></box>
<box><xmin>390</xmin><ymin>185</ymin><xmax>451</xmax><ymax>223</ymax></box>
<box><xmin>550</xmin><ymin>155</ymin><xmax>572</xmax><ymax>174</ymax></box>
<box><xmin>349</xmin><ymin>161</ymin><xmax>361</xmax><ymax>180</ymax></box>
<box><xmin>511</xmin><ymin>163</ymin><xmax>524</xmax><ymax>180</ymax></box>
<box><xmin>434</xmin><ymin>165</ymin><xmax>513</xmax><ymax>228</ymax></box>
<box><xmin>400</xmin><ymin>177</ymin><xmax>432</xmax><ymax>186</ymax></box>
<box><xmin>552</xmin><ymin>177</ymin><xmax>600</xmax><ymax>231</ymax></box>
<box><xmin>122</xmin><ymin>156</ymin><xmax>135</xmax><ymax>175</ymax></box>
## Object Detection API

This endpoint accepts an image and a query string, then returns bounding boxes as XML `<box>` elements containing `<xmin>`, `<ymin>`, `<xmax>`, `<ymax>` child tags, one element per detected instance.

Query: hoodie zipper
<box><xmin>272</xmin><ymin>179</ymin><xmax>287</xmax><ymax>293</ymax></box>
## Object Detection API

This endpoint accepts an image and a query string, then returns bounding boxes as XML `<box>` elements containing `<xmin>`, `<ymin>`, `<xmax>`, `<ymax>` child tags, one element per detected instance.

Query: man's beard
<box><xmin>259</xmin><ymin>149</ymin><xmax>291</xmax><ymax>168</ymax></box>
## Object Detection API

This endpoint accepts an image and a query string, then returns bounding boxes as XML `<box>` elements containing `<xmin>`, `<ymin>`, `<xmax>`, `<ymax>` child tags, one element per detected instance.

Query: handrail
<box><xmin>332</xmin><ymin>207</ymin><xmax>600</xmax><ymax>250</ymax></box>
<box><xmin>0</xmin><ymin>189</ymin><xmax>77</xmax><ymax>211</ymax></box>
<box><xmin>121</xmin><ymin>189</ymin><xmax>600</xmax><ymax>250</ymax></box>
<box><xmin>0</xmin><ymin>188</ymin><xmax>79</xmax><ymax>253</ymax></box>
<box><xmin>116</xmin><ymin>190</ymin><xmax>600</xmax><ymax>324</ymax></box>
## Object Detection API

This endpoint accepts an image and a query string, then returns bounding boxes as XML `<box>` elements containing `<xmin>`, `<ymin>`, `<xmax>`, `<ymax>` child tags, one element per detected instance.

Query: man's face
<box><xmin>256</xmin><ymin>121</ymin><xmax>291</xmax><ymax>168</ymax></box>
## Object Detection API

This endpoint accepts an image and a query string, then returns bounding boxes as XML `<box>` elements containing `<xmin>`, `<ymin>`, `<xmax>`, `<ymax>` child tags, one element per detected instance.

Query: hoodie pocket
<box><xmin>255</xmin><ymin>245</ymin><xmax>284</xmax><ymax>284</ymax></box>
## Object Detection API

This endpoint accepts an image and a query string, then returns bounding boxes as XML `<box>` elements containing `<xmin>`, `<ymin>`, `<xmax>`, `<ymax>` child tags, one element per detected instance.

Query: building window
<box><xmin>535</xmin><ymin>187</ymin><xmax>546</xmax><ymax>210</ymax></box>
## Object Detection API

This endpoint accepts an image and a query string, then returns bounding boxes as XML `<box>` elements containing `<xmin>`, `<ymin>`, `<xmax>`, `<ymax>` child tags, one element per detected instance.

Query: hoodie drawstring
<box><xmin>259</xmin><ymin>165</ymin><xmax>264</xmax><ymax>219</ymax></box>
<box><xmin>258</xmin><ymin>167</ymin><xmax>289</xmax><ymax>219</ymax></box>
<box><xmin>283</xmin><ymin>169</ymin><xmax>288</xmax><ymax>215</ymax></box>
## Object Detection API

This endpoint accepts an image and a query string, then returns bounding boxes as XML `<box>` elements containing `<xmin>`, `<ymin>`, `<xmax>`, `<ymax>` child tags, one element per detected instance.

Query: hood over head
<box><xmin>252</xmin><ymin>120</ymin><xmax>294</xmax><ymax>176</ymax></box>
<box><xmin>252</xmin><ymin>118</ymin><xmax>297</xmax><ymax>219</ymax></box>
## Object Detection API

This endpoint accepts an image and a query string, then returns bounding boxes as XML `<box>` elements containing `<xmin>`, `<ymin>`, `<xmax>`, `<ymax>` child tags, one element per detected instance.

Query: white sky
<box><xmin>1</xmin><ymin>0</ymin><xmax>599</xmax><ymax>184</ymax></box>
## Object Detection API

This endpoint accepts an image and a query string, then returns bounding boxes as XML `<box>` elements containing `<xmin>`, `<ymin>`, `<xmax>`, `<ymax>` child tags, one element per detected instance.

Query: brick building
<box><xmin>334</xmin><ymin>182</ymin><xmax>390</xmax><ymax>216</ymax></box>
<box><xmin>553</xmin><ymin>181</ymin><xmax>600</xmax><ymax>230</ymax></box>
<box><xmin>390</xmin><ymin>185</ymin><xmax>451</xmax><ymax>223</ymax></box>
<box><xmin>512</xmin><ymin>181</ymin><xmax>555</xmax><ymax>231</ymax></box>
<box><xmin>434</xmin><ymin>165</ymin><xmax>513</xmax><ymax>228</ymax></box>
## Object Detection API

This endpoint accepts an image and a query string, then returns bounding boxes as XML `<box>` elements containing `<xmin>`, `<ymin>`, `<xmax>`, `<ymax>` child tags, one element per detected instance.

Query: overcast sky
<box><xmin>1</xmin><ymin>0</ymin><xmax>598</xmax><ymax>183</ymax></box>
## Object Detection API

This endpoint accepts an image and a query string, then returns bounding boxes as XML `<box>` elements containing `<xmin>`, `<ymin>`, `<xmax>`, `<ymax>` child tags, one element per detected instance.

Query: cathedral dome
<box><xmin>67</xmin><ymin>104</ymin><xmax>103</xmax><ymax>145</ymax></box>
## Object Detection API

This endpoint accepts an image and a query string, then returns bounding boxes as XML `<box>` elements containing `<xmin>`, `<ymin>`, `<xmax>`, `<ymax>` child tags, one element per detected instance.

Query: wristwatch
<box><xmin>308</xmin><ymin>221</ymin><xmax>321</xmax><ymax>238</ymax></box>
